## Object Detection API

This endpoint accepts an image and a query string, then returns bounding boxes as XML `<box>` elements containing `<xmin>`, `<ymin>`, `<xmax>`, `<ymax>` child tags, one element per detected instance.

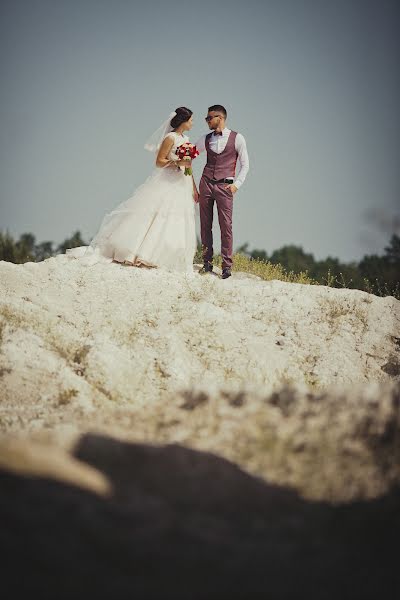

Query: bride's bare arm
<box><xmin>156</xmin><ymin>136</ymin><xmax>192</xmax><ymax>169</ymax></box>
<box><xmin>192</xmin><ymin>175</ymin><xmax>199</xmax><ymax>203</ymax></box>
<box><xmin>156</xmin><ymin>136</ymin><xmax>175</xmax><ymax>168</ymax></box>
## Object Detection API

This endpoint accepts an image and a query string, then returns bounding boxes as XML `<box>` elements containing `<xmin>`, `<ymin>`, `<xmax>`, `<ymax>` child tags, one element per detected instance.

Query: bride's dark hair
<box><xmin>170</xmin><ymin>107</ymin><xmax>193</xmax><ymax>129</ymax></box>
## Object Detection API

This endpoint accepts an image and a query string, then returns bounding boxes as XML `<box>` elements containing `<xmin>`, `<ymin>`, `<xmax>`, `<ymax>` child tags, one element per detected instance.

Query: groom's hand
<box><xmin>225</xmin><ymin>184</ymin><xmax>238</xmax><ymax>195</ymax></box>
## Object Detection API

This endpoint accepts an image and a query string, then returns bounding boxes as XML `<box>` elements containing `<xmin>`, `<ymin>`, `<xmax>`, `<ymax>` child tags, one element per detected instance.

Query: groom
<box><xmin>195</xmin><ymin>105</ymin><xmax>249</xmax><ymax>279</ymax></box>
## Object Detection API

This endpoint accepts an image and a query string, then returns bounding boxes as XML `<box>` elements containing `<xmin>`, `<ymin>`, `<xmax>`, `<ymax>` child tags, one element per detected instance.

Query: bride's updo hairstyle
<box><xmin>170</xmin><ymin>107</ymin><xmax>193</xmax><ymax>129</ymax></box>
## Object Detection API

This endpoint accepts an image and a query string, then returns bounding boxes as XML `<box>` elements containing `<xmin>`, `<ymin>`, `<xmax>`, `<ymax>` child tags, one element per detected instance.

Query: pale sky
<box><xmin>0</xmin><ymin>0</ymin><xmax>399</xmax><ymax>262</ymax></box>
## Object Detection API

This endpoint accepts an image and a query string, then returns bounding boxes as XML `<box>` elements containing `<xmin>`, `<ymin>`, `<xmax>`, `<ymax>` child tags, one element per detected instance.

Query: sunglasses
<box><xmin>205</xmin><ymin>115</ymin><xmax>221</xmax><ymax>122</ymax></box>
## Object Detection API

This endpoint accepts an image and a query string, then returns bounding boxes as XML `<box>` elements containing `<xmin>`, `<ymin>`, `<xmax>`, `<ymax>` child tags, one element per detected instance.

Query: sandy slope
<box><xmin>0</xmin><ymin>255</ymin><xmax>399</xmax><ymax>500</ymax></box>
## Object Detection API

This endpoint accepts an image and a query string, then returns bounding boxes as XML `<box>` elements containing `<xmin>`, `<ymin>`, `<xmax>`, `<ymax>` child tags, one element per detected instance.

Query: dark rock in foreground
<box><xmin>1</xmin><ymin>433</ymin><xmax>398</xmax><ymax>599</ymax></box>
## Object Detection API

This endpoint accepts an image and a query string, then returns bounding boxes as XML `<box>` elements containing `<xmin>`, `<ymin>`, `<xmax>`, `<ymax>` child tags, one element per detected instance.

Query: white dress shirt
<box><xmin>195</xmin><ymin>127</ymin><xmax>249</xmax><ymax>189</ymax></box>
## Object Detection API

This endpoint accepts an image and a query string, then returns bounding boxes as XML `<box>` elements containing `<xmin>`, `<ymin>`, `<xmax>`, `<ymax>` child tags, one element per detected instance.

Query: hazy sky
<box><xmin>0</xmin><ymin>0</ymin><xmax>399</xmax><ymax>262</ymax></box>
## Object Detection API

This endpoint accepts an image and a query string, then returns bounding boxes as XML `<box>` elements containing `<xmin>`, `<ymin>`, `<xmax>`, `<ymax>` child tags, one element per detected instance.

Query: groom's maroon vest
<box><xmin>202</xmin><ymin>131</ymin><xmax>238</xmax><ymax>180</ymax></box>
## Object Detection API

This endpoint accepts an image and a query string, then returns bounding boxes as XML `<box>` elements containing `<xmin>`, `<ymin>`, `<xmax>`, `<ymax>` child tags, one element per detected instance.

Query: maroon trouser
<box><xmin>199</xmin><ymin>176</ymin><xmax>234</xmax><ymax>269</ymax></box>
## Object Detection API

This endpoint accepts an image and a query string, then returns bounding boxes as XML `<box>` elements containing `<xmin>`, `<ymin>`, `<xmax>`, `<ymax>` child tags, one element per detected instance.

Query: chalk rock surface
<box><xmin>0</xmin><ymin>256</ymin><xmax>399</xmax><ymax>500</ymax></box>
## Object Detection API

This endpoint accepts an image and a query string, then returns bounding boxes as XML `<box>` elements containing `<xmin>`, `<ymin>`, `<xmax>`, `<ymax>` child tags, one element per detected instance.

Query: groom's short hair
<box><xmin>208</xmin><ymin>105</ymin><xmax>227</xmax><ymax>118</ymax></box>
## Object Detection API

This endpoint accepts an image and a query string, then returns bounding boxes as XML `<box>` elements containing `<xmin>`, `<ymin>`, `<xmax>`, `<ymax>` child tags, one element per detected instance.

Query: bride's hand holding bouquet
<box><xmin>166</xmin><ymin>157</ymin><xmax>191</xmax><ymax>172</ymax></box>
<box><xmin>176</xmin><ymin>142</ymin><xmax>199</xmax><ymax>175</ymax></box>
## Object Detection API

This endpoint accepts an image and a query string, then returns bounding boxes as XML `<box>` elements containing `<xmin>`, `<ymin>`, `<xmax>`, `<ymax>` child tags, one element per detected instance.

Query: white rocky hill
<box><xmin>0</xmin><ymin>255</ymin><xmax>399</xmax><ymax>501</ymax></box>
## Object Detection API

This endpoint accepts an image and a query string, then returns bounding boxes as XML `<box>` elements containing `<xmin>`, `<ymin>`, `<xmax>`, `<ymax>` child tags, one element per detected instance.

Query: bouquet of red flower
<box><xmin>175</xmin><ymin>142</ymin><xmax>199</xmax><ymax>176</ymax></box>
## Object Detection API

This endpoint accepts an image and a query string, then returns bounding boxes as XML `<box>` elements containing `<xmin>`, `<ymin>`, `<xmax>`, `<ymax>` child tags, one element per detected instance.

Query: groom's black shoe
<box><xmin>221</xmin><ymin>267</ymin><xmax>232</xmax><ymax>279</ymax></box>
<box><xmin>200</xmin><ymin>261</ymin><xmax>213</xmax><ymax>274</ymax></box>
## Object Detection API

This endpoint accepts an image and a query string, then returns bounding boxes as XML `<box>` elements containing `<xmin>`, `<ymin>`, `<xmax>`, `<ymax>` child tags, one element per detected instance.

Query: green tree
<box><xmin>236</xmin><ymin>242</ymin><xmax>250</xmax><ymax>255</ymax></box>
<box><xmin>358</xmin><ymin>234</ymin><xmax>400</xmax><ymax>296</ymax></box>
<box><xmin>56</xmin><ymin>230</ymin><xmax>87</xmax><ymax>254</ymax></box>
<box><xmin>0</xmin><ymin>230</ymin><xmax>85</xmax><ymax>263</ymax></box>
<box><xmin>234</xmin><ymin>236</ymin><xmax>398</xmax><ymax>297</ymax></box>
<box><xmin>0</xmin><ymin>230</ymin><xmax>18</xmax><ymax>262</ymax></box>
<box><xmin>236</xmin><ymin>242</ymin><xmax>269</xmax><ymax>261</ymax></box>
<box><xmin>34</xmin><ymin>241</ymin><xmax>54</xmax><ymax>262</ymax></box>
<box><xmin>0</xmin><ymin>231</ymin><xmax>40</xmax><ymax>263</ymax></box>
<box><xmin>269</xmin><ymin>245</ymin><xmax>315</xmax><ymax>274</ymax></box>
<box><xmin>384</xmin><ymin>234</ymin><xmax>400</xmax><ymax>265</ymax></box>
<box><xmin>15</xmin><ymin>233</ymin><xmax>36</xmax><ymax>263</ymax></box>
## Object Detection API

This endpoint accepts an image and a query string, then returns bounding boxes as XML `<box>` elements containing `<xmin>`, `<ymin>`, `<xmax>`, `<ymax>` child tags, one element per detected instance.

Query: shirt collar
<box><xmin>213</xmin><ymin>127</ymin><xmax>230</xmax><ymax>136</ymax></box>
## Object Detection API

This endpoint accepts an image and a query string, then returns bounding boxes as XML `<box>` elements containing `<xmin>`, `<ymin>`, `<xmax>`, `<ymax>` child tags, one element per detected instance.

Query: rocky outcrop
<box><xmin>1</xmin><ymin>258</ymin><xmax>399</xmax><ymax>597</ymax></box>
<box><xmin>0</xmin><ymin>258</ymin><xmax>399</xmax><ymax>500</ymax></box>
<box><xmin>0</xmin><ymin>256</ymin><xmax>398</xmax><ymax>420</ymax></box>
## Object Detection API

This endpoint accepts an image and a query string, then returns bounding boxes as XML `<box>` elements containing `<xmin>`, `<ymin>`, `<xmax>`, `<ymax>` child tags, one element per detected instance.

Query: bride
<box><xmin>66</xmin><ymin>107</ymin><xmax>198</xmax><ymax>273</ymax></box>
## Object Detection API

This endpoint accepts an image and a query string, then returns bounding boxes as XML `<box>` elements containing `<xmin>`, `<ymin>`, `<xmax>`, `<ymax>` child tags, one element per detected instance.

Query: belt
<box><xmin>205</xmin><ymin>176</ymin><xmax>234</xmax><ymax>184</ymax></box>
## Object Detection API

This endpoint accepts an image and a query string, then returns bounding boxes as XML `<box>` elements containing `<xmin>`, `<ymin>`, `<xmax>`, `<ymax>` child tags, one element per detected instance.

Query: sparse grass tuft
<box><xmin>0</xmin><ymin>304</ymin><xmax>24</xmax><ymax>329</ymax></box>
<box><xmin>0</xmin><ymin>302</ymin><xmax>93</xmax><ymax>366</ymax></box>
<box><xmin>184</xmin><ymin>277</ymin><xmax>215</xmax><ymax>302</ymax></box>
<box><xmin>73</xmin><ymin>345</ymin><xmax>91</xmax><ymax>365</ymax></box>
<box><xmin>364</xmin><ymin>277</ymin><xmax>400</xmax><ymax>300</ymax></box>
<box><xmin>200</xmin><ymin>255</ymin><xmax>399</xmax><ymax>299</ymax></box>
<box><xmin>318</xmin><ymin>296</ymin><xmax>369</xmax><ymax>338</ymax></box>
<box><xmin>0</xmin><ymin>320</ymin><xmax>4</xmax><ymax>346</ymax></box>
<box><xmin>56</xmin><ymin>388</ymin><xmax>78</xmax><ymax>406</ymax></box>
<box><xmin>213</xmin><ymin>253</ymin><xmax>317</xmax><ymax>285</ymax></box>
<box><xmin>0</xmin><ymin>366</ymin><xmax>12</xmax><ymax>378</ymax></box>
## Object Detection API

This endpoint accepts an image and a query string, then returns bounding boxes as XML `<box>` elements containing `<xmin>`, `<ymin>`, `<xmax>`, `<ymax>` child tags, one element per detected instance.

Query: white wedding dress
<box><xmin>66</xmin><ymin>131</ymin><xmax>197</xmax><ymax>273</ymax></box>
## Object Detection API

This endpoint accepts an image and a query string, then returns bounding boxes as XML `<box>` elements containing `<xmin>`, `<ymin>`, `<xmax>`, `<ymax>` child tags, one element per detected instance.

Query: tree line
<box><xmin>0</xmin><ymin>229</ymin><xmax>399</xmax><ymax>298</ymax></box>
<box><xmin>236</xmin><ymin>236</ymin><xmax>399</xmax><ymax>298</ymax></box>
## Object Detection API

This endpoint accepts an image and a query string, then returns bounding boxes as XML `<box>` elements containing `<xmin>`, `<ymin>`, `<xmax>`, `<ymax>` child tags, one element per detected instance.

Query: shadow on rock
<box><xmin>1</xmin><ymin>433</ymin><xmax>398</xmax><ymax>599</ymax></box>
